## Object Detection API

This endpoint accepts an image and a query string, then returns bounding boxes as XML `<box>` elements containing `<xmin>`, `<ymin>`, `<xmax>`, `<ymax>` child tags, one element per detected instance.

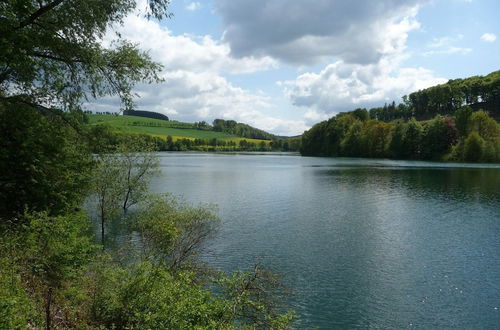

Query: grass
<box><xmin>88</xmin><ymin>114</ymin><xmax>270</xmax><ymax>144</ymax></box>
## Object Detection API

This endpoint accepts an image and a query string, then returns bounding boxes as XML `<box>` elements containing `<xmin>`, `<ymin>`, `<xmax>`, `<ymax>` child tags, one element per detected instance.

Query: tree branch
<box><xmin>17</xmin><ymin>0</ymin><xmax>66</xmax><ymax>30</ymax></box>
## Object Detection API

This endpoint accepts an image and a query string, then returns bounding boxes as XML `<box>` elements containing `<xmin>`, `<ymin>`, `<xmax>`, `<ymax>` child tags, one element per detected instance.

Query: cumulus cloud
<box><xmin>104</xmin><ymin>15</ymin><xmax>277</xmax><ymax>74</ymax></box>
<box><xmin>128</xmin><ymin>70</ymin><xmax>308</xmax><ymax>135</ymax></box>
<box><xmin>480</xmin><ymin>33</ymin><xmax>497</xmax><ymax>42</ymax></box>
<box><xmin>215</xmin><ymin>0</ymin><xmax>425</xmax><ymax>65</ymax></box>
<box><xmin>92</xmin><ymin>11</ymin><xmax>308</xmax><ymax>135</ymax></box>
<box><xmin>281</xmin><ymin>56</ymin><xmax>446</xmax><ymax>117</ymax></box>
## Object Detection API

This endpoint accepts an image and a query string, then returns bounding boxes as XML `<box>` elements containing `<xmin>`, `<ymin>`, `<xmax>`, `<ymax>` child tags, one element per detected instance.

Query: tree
<box><xmin>340</xmin><ymin>120</ymin><xmax>364</xmax><ymax>156</ymax></box>
<box><xmin>362</xmin><ymin>121</ymin><xmax>392</xmax><ymax>157</ymax></box>
<box><xmin>421</xmin><ymin>116</ymin><xmax>458</xmax><ymax>160</ymax></box>
<box><xmin>92</xmin><ymin>153</ymin><xmax>125</xmax><ymax>246</ymax></box>
<box><xmin>402</xmin><ymin>118</ymin><xmax>423</xmax><ymax>159</ymax></box>
<box><xmin>92</xmin><ymin>139</ymin><xmax>159</xmax><ymax>245</ymax></box>
<box><xmin>116</xmin><ymin>138</ymin><xmax>159</xmax><ymax>213</ymax></box>
<box><xmin>133</xmin><ymin>195</ymin><xmax>219</xmax><ymax>270</ymax></box>
<box><xmin>0</xmin><ymin>0</ymin><xmax>170</xmax><ymax>111</ymax></box>
<box><xmin>389</xmin><ymin>121</ymin><xmax>406</xmax><ymax>158</ymax></box>
<box><xmin>454</xmin><ymin>106</ymin><xmax>473</xmax><ymax>137</ymax></box>
<box><xmin>468</xmin><ymin>110</ymin><xmax>499</xmax><ymax>142</ymax></box>
<box><xmin>7</xmin><ymin>212</ymin><xmax>96</xmax><ymax>329</ymax></box>
<box><xmin>463</xmin><ymin>131</ymin><xmax>484</xmax><ymax>162</ymax></box>
<box><xmin>0</xmin><ymin>102</ymin><xmax>92</xmax><ymax>221</ymax></box>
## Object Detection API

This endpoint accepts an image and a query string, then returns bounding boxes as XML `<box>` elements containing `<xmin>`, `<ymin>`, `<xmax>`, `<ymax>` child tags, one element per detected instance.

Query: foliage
<box><xmin>363</xmin><ymin>121</ymin><xmax>392</xmax><ymax>157</ymax></box>
<box><xmin>301</xmin><ymin>110</ymin><xmax>499</xmax><ymax>162</ymax></box>
<box><xmin>215</xmin><ymin>264</ymin><xmax>295</xmax><ymax>329</ymax></box>
<box><xmin>0</xmin><ymin>0</ymin><xmax>169</xmax><ymax>110</ymax></box>
<box><xmin>92</xmin><ymin>152</ymin><xmax>126</xmax><ymax>245</ymax></box>
<box><xmin>366</xmin><ymin>70</ymin><xmax>500</xmax><ymax>122</ymax></box>
<box><xmin>1</xmin><ymin>2</ymin><xmax>296</xmax><ymax>328</ymax></box>
<box><xmin>467</xmin><ymin>110</ymin><xmax>499</xmax><ymax>142</ymax></box>
<box><xmin>406</xmin><ymin>70</ymin><xmax>500</xmax><ymax>120</ymax></box>
<box><xmin>1</xmin><ymin>200</ymin><xmax>294</xmax><ymax>329</ymax></box>
<box><xmin>92</xmin><ymin>137</ymin><xmax>159</xmax><ymax>245</ymax></box>
<box><xmin>213</xmin><ymin>119</ymin><xmax>276</xmax><ymax>140</ymax></box>
<box><xmin>85</xmin><ymin>261</ymin><xmax>229</xmax><ymax>329</ymax></box>
<box><xmin>420</xmin><ymin>116</ymin><xmax>458</xmax><ymax>160</ymax></box>
<box><xmin>0</xmin><ymin>102</ymin><xmax>93</xmax><ymax>221</ymax></box>
<box><xmin>401</xmin><ymin>118</ymin><xmax>423</xmax><ymax>159</ymax></box>
<box><xmin>0</xmin><ymin>211</ymin><xmax>97</xmax><ymax>329</ymax></box>
<box><xmin>0</xmin><ymin>229</ymin><xmax>37</xmax><ymax>329</ymax></box>
<box><xmin>88</xmin><ymin>114</ymin><xmax>282</xmax><ymax>150</ymax></box>
<box><xmin>463</xmin><ymin>131</ymin><xmax>484</xmax><ymax>162</ymax></box>
<box><xmin>116</xmin><ymin>138</ymin><xmax>160</xmax><ymax>212</ymax></box>
<box><xmin>448</xmin><ymin>110</ymin><xmax>500</xmax><ymax>162</ymax></box>
<box><xmin>340</xmin><ymin>120</ymin><xmax>364</xmax><ymax>157</ymax></box>
<box><xmin>133</xmin><ymin>195</ymin><xmax>219</xmax><ymax>270</ymax></box>
<box><xmin>454</xmin><ymin>106</ymin><xmax>473</xmax><ymax>137</ymax></box>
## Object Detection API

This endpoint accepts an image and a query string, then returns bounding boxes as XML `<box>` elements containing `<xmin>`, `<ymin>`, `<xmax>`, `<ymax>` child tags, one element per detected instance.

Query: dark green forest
<box><xmin>301</xmin><ymin>71</ymin><xmax>500</xmax><ymax>162</ymax></box>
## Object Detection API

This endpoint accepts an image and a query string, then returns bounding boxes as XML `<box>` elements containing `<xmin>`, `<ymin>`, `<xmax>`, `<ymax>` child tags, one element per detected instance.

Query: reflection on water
<box><xmin>148</xmin><ymin>153</ymin><xmax>500</xmax><ymax>329</ymax></box>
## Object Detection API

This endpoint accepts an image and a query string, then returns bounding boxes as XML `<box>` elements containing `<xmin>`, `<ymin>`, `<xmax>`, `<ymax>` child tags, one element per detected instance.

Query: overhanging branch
<box><xmin>17</xmin><ymin>0</ymin><xmax>66</xmax><ymax>30</ymax></box>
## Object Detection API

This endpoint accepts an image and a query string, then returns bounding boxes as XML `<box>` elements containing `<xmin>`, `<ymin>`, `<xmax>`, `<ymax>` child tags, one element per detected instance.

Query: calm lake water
<box><xmin>149</xmin><ymin>152</ymin><xmax>500</xmax><ymax>329</ymax></box>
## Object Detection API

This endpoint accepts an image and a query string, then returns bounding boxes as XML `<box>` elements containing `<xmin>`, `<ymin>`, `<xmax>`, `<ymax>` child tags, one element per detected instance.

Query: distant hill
<box><xmin>123</xmin><ymin>109</ymin><xmax>169</xmax><ymax>121</ymax></box>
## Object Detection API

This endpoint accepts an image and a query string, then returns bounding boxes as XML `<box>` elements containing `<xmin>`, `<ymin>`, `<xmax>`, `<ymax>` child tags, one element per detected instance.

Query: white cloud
<box><xmin>281</xmin><ymin>55</ymin><xmax>446</xmax><ymax>117</ymax></box>
<box><xmin>303</xmin><ymin>109</ymin><xmax>331</xmax><ymax>123</ymax></box>
<box><xmin>94</xmin><ymin>12</ymin><xmax>309</xmax><ymax>135</ymax></box>
<box><xmin>104</xmin><ymin>15</ymin><xmax>277</xmax><ymax>75</ymax></box>
<box><xmin>129</xmin><ymin>70</ymin><xmax>308</xmax><ymax>135</ymax></box>
<box><xmin>423</xmin><ymin>34</ymin><xmax>471</xmax><ymax>56</ymax></box>
<box><xmin>186</xmin><ymin>2</ymin><xmax>201</xmax><ymax>11</ymax></box>
<box><xmin>480</xmin><ymin>33</ymin><xmax>497</xmax><ymax>42</ymax></box>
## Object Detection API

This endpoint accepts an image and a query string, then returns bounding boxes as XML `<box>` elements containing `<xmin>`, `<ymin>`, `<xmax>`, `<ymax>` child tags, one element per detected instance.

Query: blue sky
<box><xmin>94</xmin><ymin>0</ymin><xmax>499</xmax><ymax>135</ymax></box>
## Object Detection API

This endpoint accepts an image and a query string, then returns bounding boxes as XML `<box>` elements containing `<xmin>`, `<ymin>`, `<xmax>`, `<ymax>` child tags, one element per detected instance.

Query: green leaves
<box><xmin>91</xmin><ymin>137</ymin><xmax>160</xmax><ymax>245</ymax></box>
<box><xmin>133</xmin><ymin>194</ymin><xmax>219</xmax><ymax>270</ymax></box>
<box><xmin>0</xmin><ymin>0</ymin><xmax>169</xmax><ymax>110</ymax></box>
<box><xmin>0</xmin><ymin>103</ymin><xmax>93</xmax><ymax>220</ymax></box>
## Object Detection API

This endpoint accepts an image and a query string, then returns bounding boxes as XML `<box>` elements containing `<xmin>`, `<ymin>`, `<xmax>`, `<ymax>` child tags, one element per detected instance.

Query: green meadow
<box><xmin>88</xmin><ymin>114</ymin><xmax>270</xmax><ymax>144</ymax></box>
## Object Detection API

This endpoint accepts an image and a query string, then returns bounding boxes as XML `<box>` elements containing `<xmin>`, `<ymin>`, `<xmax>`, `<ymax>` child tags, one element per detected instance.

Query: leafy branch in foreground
<box><xmin>0</xmin><ymin>0</ymin><xmax>169</xmax><ymax>110</ymax></box>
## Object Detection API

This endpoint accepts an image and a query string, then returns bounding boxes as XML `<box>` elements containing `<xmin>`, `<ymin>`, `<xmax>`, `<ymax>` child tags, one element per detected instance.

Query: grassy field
<box><xmin>88</xmin><ymin>114</ymin><xmax>270</xmax><ymax>144</ymax></box>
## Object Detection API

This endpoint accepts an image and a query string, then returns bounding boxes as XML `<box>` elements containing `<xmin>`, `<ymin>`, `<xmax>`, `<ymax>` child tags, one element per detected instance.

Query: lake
<box><xmin>149</xmin><ymin>152</ymin><xmax>500</xmax><ymax>329</ymax></box>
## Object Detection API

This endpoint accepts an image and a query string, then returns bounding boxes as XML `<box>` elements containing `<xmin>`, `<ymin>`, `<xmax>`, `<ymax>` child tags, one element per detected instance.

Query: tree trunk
<box><xmin>101</xmin><ymin>204</ymin><xmax>105</xmax><ymax>249</ymax></box>
<box><xmin>123</xmin><ymin>188</ymin><xmax>131</xmax><ymax>213</ymax></box>
<box><xmin>45</xmin><ymin>287</ymin><xmax>53</xmax><ymax>330</ymax></box>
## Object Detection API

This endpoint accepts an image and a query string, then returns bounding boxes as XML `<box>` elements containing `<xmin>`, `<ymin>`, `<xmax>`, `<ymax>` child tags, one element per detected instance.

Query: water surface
<box><xmin>150</xmin><ymin>152</ymin><xmax>500</xmax><ymax>329</ymax></box>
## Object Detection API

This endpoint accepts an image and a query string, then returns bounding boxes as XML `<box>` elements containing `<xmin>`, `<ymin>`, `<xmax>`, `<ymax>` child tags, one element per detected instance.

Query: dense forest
<box><xmin>123</xmin><ymin>109</ymin><xmax>169</xmax><ymax>121</ymax></box>
<box><xmin>301</xmin><ymin>71</ymin><xmax>500</xmax><ymax>163</ymax></box>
